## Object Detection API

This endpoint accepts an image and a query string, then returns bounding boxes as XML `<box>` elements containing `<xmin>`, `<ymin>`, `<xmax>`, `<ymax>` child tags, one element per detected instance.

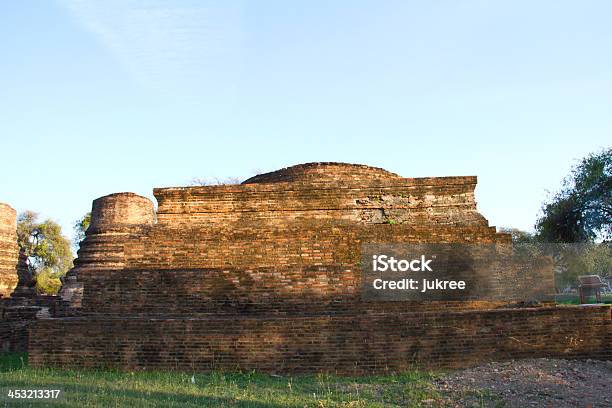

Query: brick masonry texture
<box><xmin>0</xmin><ymin>202</ymin><xmax>45</xmax><ymax>352</ymax></box>
<box><xmin>30</xmin><ymin>163</ymin><xmax>611</xmax><ymax>372</ymax></box>
<box><xmin>0</xmin><ymin>203</ymin><xmax>18</xmax><ymax>298</ymax></box>
<box><xmin>30</xmin><ymin>306</ymin><xmax>611</xmax><ymax>373</ymax></box>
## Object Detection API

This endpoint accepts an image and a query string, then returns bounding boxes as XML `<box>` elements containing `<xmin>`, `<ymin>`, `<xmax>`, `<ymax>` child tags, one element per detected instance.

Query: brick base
<box><xmin>29</xmin><ymin>305</ymin><xmax>611</xmax><ymax>374</ymax></box>
<box><xmin>1</xmin><ymin>306</ymin><xmax>39</xmax><ymax>352</ymax></box>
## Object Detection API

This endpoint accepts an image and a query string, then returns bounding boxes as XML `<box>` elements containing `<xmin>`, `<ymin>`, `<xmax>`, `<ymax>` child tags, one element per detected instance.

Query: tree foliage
<box><xmin>553</xmin><ymin>242</ymin><xmax>611</xmax><ymax>290</ymax></box>
<box><xmin>498</xmin><ymin>227</ymin><xmax>537</xmax><ymax>244</ymax></box>
<box><xmin>16</xmin><ymin>211</ymin><xmax>73</xmax><ymax>294</ymax></box>
<box><xmin>499</xmin><ymin>227</ymin><xmax>611</xmax><ymax>290</ymax></box>
<box><xmin>73</xmin><ymin>212</ymin><xmax>91</xmax><ymax>250</ymax></box>
<box><xmin>535</xmin><ymin>147</ymin><xmax>611</xmax><ymax>242</ymax></box>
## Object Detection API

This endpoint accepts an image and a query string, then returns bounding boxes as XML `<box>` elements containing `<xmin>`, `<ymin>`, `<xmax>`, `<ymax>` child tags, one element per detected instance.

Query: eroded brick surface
<box><xmin>30</xmin><ymin>163</ymin><xmax>612</xmax><ymax>372</ymax></box>
<box><xmin>0</xmin><ymin>202</ymin><xmax>46</xmax><ymax>352</ymax></box>
<box><xmin>0</xmin><ymin>203</ymin><xmax>18</xmax><ymax>298</ymax></box>
<box><xmin>30</xmin><ymin>307</ymin><xmax>611</xmax><ymax>373</ymax></box>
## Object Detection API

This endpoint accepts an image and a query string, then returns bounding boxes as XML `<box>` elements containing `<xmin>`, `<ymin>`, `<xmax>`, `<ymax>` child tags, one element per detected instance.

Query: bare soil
<box><xmin>433</xmin><ymin>358</ymin><xmax>612</xmax><ymax>407</ymax></box>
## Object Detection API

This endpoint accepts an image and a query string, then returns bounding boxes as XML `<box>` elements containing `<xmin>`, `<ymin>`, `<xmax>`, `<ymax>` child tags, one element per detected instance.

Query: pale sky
<box><xmin>1</xmin><ymin>1</ymin><xmax>610</xmax><ymax>241</ymax></box>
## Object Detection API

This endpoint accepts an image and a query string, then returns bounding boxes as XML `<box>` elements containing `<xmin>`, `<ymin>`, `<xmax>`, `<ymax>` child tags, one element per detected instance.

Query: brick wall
<box><xmin>0</xmin><ymin>202</ymin><xmax>61</xmax><ymax>352</ymax></box>
<box><xmin>1</xmin><ymin>306</ymin><xmax>39</xmax><ymax>352</ymax></box>
<box><xmin>154</xmin><ymin>174</ymin><xmax>487</xmax><ymax>227</ymax></box>
<box><xmin>30</xmin><ymin>306</ymin><xmax>611</xmax><ymax>373</ymax></box>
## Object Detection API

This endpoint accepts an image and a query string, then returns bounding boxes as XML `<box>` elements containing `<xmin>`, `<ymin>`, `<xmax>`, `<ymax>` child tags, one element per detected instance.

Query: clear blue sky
<box><xmin>1</xmin><ymin>0</ymin><xmax>610</xmax><ymax>241</ymax></box>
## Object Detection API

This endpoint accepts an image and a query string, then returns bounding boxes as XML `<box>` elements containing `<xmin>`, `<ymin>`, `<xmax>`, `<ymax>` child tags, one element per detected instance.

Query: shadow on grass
<box><xmin>0</xmin><ymin>352</ymin><xmax>27</xmax><ymax>372</ymax></box>
<box><xmin>1</xmin><ymin>378</ymin><xmax>299</xmax><ymax>408</ymax></box>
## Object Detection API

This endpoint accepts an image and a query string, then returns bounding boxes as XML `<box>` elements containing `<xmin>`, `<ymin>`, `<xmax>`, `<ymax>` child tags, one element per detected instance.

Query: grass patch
<box><xmin>0</xmin><ymin>353</ymin><xmax>444</xmax><ymax>407</ymax></box>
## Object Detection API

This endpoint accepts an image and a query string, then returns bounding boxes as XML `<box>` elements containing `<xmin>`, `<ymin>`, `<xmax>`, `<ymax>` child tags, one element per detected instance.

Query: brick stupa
<box><xmin>0</xmin><ymin>203</ymin><xmax>19</xmax><ymax>298</ymax></box>
<box><xmin>0</xmin><ymin>203</ymin><xmax>40</xmax><ymax>352</ymax></box>
<box><xmin>31</xmin><ymin>163</ymin><xmax>611</xmax><ymax>372</ymax></box>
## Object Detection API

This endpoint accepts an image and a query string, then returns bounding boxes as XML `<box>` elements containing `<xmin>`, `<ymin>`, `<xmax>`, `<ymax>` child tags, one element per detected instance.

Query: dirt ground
<box><xmin>433</xmin><ymin>358</ymin><xmax>612</xmax><ymax>407</ymax></box>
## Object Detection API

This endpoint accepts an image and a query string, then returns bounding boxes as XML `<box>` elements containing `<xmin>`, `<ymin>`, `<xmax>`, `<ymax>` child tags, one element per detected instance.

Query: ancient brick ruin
<box><xmin>0</xmin><ymin>203</ymin><xmax>19</xmax><ymax>298</ymax></box>
<box><xmin>0</xmin><ymin>203</ymin><xmax>46</xmax><ymax>352</ymax></box>
<box><xmin>24</xmin><ymin>163</ymin><xmax>611</xmax><ymax>372</ymax></box>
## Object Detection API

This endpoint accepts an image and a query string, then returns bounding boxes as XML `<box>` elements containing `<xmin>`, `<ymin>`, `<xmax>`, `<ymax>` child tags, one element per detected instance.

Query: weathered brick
<box><xmin>29</xmin><ymin>163</ymin><xmax>611</xmax><ymax>372</ymax></box>
<box><xmin>0</xmin><ymin>203</ymin><xmax>18</xmax><ymax>298</ymax></box>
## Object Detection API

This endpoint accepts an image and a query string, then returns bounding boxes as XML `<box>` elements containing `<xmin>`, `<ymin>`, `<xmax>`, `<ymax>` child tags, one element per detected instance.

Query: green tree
<box><xmin>498</xmin><ymin>227</ymin><xmax>538</xmax><ymax>244</ymax></box>
<box><xmin>73</xmin><ymin>212</ymin><xmax>91</xmax><ymax>250</ymax></box>
<box><xmin>535</xmin><ymin>147</ymin><xmax>611</xmax><ymax>242</ymax></box>
<box><xmin>553</xmin><ymin>242</ymin><xmax>611</xmax><ymax>290</ymax></box>
<box><xmin>16</xmin><ymin>211</ymin><xmax>73</xmax><ymax>294</ymax></box>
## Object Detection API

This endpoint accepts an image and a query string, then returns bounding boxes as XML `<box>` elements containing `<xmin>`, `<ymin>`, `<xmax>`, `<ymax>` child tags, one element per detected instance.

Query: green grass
<box><xmin>555</xmin><ymin>293</ymin><xmax>612</xmax><ymax>305</ymax></box>
<box><xmin>0</xmin><ymin>353</ymin><xmax>445</xmax><ymax>407</ymax></box>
